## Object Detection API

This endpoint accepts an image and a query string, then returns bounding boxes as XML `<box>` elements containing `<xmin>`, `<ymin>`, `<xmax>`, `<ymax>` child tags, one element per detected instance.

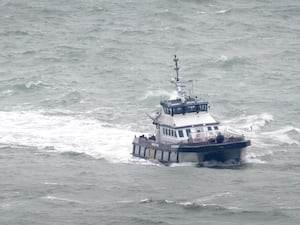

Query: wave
<box><xmin>244</xmin><ymin>152</ymin><xmax>268</xmax><ymax>164</ymax></box>
<box><xmin>222</xmin><ymin>113</ymin><xmax>274</xmax><ymax>131</ymax></box>
<box><xmin>211</xmin><ymin>55</ymin><xmax>251</xmax><ymax>68</ymax></box>
<box><xmin>134</xmin><ymin>196</ymin><xmax>289</xmax><ymax>218</ymax></box>
<box><xmin>0</xmin><ymin>110</ymin><xmax>148</xmax><ymax>164</ymax></box>
<box><xmin>0</xmin><ymin>203</ymin><xmax>11</xmax><ymax>209</ymax></box>
<box><xmin>262</xmin><ymin>126</ymin><xmax>300</xmax><ymax>145</ymax></box>
<box><xmin>24</xmin><ymin>80</ymin><xmax>45</xmax><ymax>89</ymax></box>
<box><xmin>221</xmin><ymin>112</ymin><xmax>299</xmax><ymax>163</ymax></box>
<box><xmin>3</xmin><ymin>80</ymin><xmax>50</xmax><ymax>93</ymax></box>
<box><xmin>59</xmin><ymin>91</ymin><xmax>82</xmax><ymax>106</ymax></box>
<box><xmin>136</xmin><ymin>192</ymin><xmax>239</xmax><ymax>212</ymax></box>
<box><xmin>0</xmin><ymin>80</ymin><xmax>51</xmax><ymax>99</ymax></box>
<box><xmin>140</xmin><ymin>192</ymin><xmax>232</xmax><ymax>204</ymax></box>
<box><xmin>121</xmin><ymin>29</ymin><xmax>153</xmax><ymax>36</ymax></box>
<box><xmin>0</xmin><ymin>30</ymin><xmax>30</xmax><ymax>37</ymax></box>
<box><xmin>247</xmin><ymin>125</ymin><xmax>300</xmax><ymax>148</ymax></box>
<box><xmin>42</xmin><ymin>195</ymin><xmax>82</xmax><ymax>204</ymax></box>
<box><xmin>216</xmin><ymin>9</ymin><xmax>231</xmax><ymax>14</ymax></box>
<box><xmin>0</xmin><ymin>89</ymin><xmax>14</xmax><ymax>97</ymax></box>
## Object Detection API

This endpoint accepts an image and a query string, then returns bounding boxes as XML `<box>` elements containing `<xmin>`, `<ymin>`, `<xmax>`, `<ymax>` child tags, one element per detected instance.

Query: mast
<box><xmin>173</xmin><ymin>55</ymin><xmax>186</xmax><ymax>101</ymax></box>
<box><xmin>174</xmin><ymin>55</ymin><xmax>180</xmax><ymax>82</ymax></box>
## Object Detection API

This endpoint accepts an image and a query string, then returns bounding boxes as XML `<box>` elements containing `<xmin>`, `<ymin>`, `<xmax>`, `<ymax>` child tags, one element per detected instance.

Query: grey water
<box><xmin>0</xmin><ymin>0</ymin><xmax>299</xmax><ymax>224</ymax></box>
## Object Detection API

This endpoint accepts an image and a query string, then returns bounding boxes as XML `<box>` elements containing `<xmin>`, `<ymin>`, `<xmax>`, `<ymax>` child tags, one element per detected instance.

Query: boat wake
<box><xmin>0</xmin><ymin>110</ymin><xmax>297</xmax><ymax>166</ymax></box>
<box><xmin>0</xmin><ymin>110</ymin><xmax>150</xmax><ymax>164</ymax></box>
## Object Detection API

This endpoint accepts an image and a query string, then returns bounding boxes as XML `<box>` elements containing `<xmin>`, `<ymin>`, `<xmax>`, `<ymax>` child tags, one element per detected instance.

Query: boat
<box><xmin>132</xmin><ymin>55</ymin><xmax>251</xmax><ymax>166</ymax></box>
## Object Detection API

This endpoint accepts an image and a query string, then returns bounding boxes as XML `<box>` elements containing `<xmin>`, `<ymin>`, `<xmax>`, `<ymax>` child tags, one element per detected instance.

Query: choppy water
<box><xmin>0</xmin><ymin>0</ymin><xmax>299</xmax><ymax>224</ymax></box>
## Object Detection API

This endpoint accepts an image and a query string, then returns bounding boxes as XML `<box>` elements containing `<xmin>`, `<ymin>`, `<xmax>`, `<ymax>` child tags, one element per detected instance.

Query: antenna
<box><xmin>172</xmin><ymin>55</ymin><xmax>187</xmax><ymax>101</ymax></box>
<box><xmin>174</xmin><ymin>55</ymin><xmax>179</xmax><ymax>81</ymax></box>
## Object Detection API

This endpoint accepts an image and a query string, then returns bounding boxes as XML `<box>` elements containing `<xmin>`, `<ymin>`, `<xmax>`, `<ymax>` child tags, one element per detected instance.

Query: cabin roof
<box><xmin>169</xmin><ymin>112</ymin><xmax>217</xmax><ymax>128</ymax></box>
<box><xmin>160</xmin><ymin>97</ymin><xmax>207</xmax><ymax>108</ymax></box>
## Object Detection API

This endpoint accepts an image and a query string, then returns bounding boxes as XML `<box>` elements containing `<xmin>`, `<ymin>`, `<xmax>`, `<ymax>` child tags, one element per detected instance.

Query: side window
<box><xmin>178</xmin><ymin>130</ymin><xmax>184</xmax><ymax>137</ymax></box>
<box><xmin>163</xmin><ymin>128</ymin><xmax>165</xmax><ymax>135</ymax></box>
<box><xmin>208</xmin><ymin>127</ymin><xmax>212</xmax><ymax>131</ymax></box>
<box><xmin>186</xmin><ymin>128</ymin><xmax>191</xmax><ymax>136</ymax></box>
<box><xmin>214</xmin><ymin>126</ymin><xmax>219</xmax><ymax>130</ymax></box>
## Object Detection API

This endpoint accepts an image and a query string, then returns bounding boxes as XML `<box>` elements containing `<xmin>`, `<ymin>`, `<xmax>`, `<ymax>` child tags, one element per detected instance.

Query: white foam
<box><xmin>216</xmin><ymin>9</ymin><xmax>230</xmax><ymax>14</ymax></box>
<box><xmin>262</xmin><ymin>126</ymin><xmax>300</xmax><ymax>145</ymax></box>
<box><xmin>44</xmin><ymin>182</ymin><xmax>59</xmax><ymax>185</ymax></box>
<box><xmin>216</xmin><ymin>55</ymin><xmax>228</xmax><ymax>62</ymax></box>
<box><xmin>116</xmin><ymin>200</ymin><xmax>135</xmax><ymax>204</ymax></box>
<box><xmin>169</xmin><ymin>162</ymin><xmax>197</xmax><ymax>167</ymax></box>
<box><xmin>1</xmin><ymin>111</ymin><xmax>296</xmax><ymax>166</ymax></box>
<box><xmin>140</xmin><ymin>198</ymin><xmax>152</xmax><ymax>203</ymax></box>
<box><xmin>244</xmin><ymin>153</ymin><xmax>267</xmax><ymax>164</ymax></box>
<box><xmin>42</xmin><ymin>195</ymin><xmax>81</xmax><ymax>203</ymax></box>
<box><xmin>223</xmin><ymin>113</ymin><xmax>300</xmax><ymax>163</ymax></box>
<box><xmin>164</xmin><ymin>199</ymin><xmax>175</xmax><ymax>204</ymax></box>
<box><xmin>0</xmin><ymin>110</ymin><xmax>141</xmax><ymax>164</ymax></box>
<box><xmin>0</xmin><ymin>89</ymin><xmax>14</xmax><ymax>97</ymax></box>
<box><xmin>222</xmin><ymin>113</ymin><xmax>274</xmax><ymax>131</ymax></box>
<box><xmin>177</xmin><ymin>192</ymin><xmax>232</xmax><ymax>208</ymax></box>
<box><xmin>195</xmin><ymin>192</ymin><xmax>232</xmax><ymax>202</ymax></box>
<box><xmin>25</xmin><ymin>80</ymin><xmax>43</xmax><ymax>89</ymax></box>
<box><xmin>221</xmin><ymin>113</ymin><xmax>275</xmax><ymax>163</ymax></box>
<box><xmin>0</xmin><ymin>203</ymin><xmax>11</xmax><ymax>208</ymax></box>
<box><xmin>140</xmin><ymin>89</ymin><xmax>177</xmax><ymax>100</ymax></box>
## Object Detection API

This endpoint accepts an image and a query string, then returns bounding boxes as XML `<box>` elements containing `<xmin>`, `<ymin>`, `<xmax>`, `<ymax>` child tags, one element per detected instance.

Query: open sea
<box><xmin>0</xmin><ymin>0</ymin><xmax>299</xmax><ymax>224</ymax></box>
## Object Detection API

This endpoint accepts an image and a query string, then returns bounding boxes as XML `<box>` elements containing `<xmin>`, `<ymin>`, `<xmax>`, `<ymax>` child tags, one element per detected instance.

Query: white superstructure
<box><xmin>151</xmin><ymin>55</ymin><xmax>221</xmax><ymax>144</ymax></box>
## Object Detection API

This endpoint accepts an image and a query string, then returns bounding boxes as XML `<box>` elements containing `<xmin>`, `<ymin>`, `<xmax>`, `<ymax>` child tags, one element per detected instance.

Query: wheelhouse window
<box><xmin>214</xmin><ymin>126</ymin><xmax>219</xmax><ymax>130</ymax></box>
<box><xmin>199</xmin><ymin>104</ymin><xmax>207</xmax><ymax>111</ymax></box>
<box><xmin>186</xmin><ymin>105</ymin><xmax>196</xmax><ymax>113</ymax></box>
<box><xmin>173</xmin><ymin>106</ymin><xmax>183</xmax><ymax>114</ymax></box>
<box><xmin>207</xmin><ymin>127</ymin><xmax>212</xmax><ymax>131</ymax></box>
<box><xmin>163</xmin><ymin>107</ymin><xmax>172</xmax><ymax>115</ymax></box>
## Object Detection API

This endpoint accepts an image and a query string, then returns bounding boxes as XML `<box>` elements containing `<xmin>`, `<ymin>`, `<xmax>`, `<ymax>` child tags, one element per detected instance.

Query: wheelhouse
<box><xmin>160</xmin><ymin>97</ymin><xmax>208</xmax><ymax>116</ymax></box>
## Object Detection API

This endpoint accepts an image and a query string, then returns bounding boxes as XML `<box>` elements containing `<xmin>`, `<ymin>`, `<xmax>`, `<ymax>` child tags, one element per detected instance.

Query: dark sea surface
<box><xmin>0</xmin><ymin>0</ymin><xmax>300</xmax><ymax>224</ymax></box>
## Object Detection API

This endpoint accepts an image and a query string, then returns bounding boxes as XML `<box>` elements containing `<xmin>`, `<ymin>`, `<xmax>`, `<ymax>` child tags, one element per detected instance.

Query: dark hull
<box><xmin>132</xmin><ymin>137</ymin><xmax>250</xmax><ymax>165</ymax></box>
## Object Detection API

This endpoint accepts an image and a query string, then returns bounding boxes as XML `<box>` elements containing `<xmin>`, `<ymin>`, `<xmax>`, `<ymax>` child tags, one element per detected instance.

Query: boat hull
<box><xmin>132</xmin><ymin>137</ymin><xmax>250</xmax><ymax>165</ymax></box>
